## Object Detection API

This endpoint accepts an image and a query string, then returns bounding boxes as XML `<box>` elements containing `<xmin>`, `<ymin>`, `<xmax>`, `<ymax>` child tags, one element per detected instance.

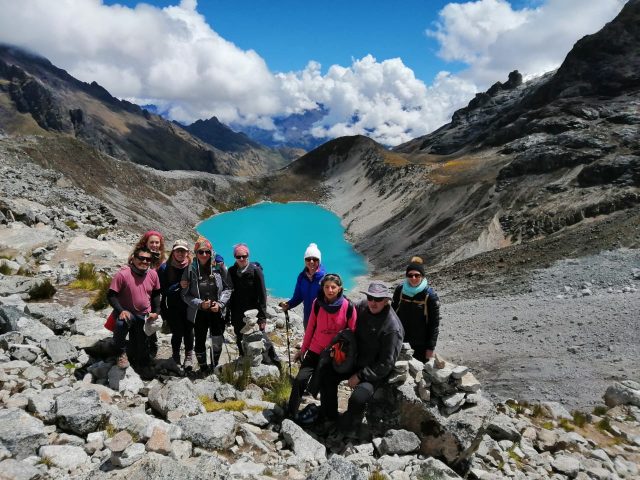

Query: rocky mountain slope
<box><xmin>0</xmin><ymin>45</ymin><xmax>294</xmax><ymax>176</ymax></box>
<box><xmin>304</xmin><ymin>0</ymin><xmax>640</xmax><ymax>284</ymax></box>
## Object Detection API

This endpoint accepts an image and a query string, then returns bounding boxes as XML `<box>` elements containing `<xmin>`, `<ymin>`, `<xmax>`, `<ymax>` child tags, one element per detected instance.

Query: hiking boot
<box><xmin>184</xmin><ymin>351</ymin><xmax>194</xmax><ymax>372</ymax></box>
<box><xmin>136</xmin><ymin>365</ymin><xmax>155</xmax><ymax>381</ymax></box>
<box><xmin>117</xmin><ymin>353</ymin><xmax>130</xmax><ymax>369</ymax></box>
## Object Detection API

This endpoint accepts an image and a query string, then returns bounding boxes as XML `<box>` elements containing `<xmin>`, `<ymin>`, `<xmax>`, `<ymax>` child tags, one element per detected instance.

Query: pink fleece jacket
<box><xmin>301</xmin><ymin>298</ymin><xmax>357</xmax><ymax>355</ymax></box>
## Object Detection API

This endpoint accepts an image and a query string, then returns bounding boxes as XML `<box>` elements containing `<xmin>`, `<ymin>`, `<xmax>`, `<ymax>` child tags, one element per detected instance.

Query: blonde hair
<box><xmin>410</xmin><ymin>256</ymin><xmax>423</xmax><ymax>264</ymax></box>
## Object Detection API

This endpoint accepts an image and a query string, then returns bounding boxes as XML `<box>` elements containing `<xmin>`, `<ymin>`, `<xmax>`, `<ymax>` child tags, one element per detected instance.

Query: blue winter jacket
<box><xmin>286</xmin><ymin>265</ymin><xmax>326</xmax><ymax>328</ymax></box>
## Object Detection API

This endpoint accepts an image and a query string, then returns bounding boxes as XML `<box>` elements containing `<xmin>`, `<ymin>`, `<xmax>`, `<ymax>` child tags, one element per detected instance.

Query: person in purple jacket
<box><xmin>279</xmin><ymin>243</ymin><xmax>326</xmax><ymax>330</ymax></box>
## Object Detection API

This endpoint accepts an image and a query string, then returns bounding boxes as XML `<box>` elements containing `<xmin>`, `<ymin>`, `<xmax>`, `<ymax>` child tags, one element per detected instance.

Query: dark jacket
<box><xmin>227</xmin><ymin>262</ymin><xmax>267</xmax><ymax>321</ymax></box>
<box><xmin>158</xmin><ymin>262</ymin><xmax>188</xmax><ymax>313</ymax></box>
<box><xmin>392</xmin><ymin>284</ymin><xmax>440</xmax><ymax>350</ymax></box>
<box><xmin>354</xmin><ymin>299</ymin><xmax>404</xmax><ymax>384</ymax></box>
<box><xmin>181</xmin><ymin>261</ymin><xmax>232</xmax><ymax>323</ymax></box>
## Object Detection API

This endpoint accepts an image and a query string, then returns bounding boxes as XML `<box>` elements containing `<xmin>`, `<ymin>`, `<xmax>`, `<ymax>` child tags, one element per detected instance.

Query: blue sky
<box><xmin>103</xmin><ymin>0</ymin><xmax>460</xmax><ymax>84</ymax></box>
<box><xmin>0</xmin><ymin>0</ymin><xmax>627</xmax><ymax>146</ymax></box>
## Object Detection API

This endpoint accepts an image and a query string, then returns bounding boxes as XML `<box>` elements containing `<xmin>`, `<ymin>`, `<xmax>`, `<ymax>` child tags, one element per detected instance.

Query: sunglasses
<box><xmin>406</xmin><ymin>273</ymin><xmax>422</xmax><ymax>279</ymax></box>
<box><xmin>305</xmin><ymin>257</ymin><xmax>319</xmax><ymax>262</ymax></box>
<box><xmin>366</xmin><ymin>295</ymin><xmax>386</xmax><ymax>302</ymax></box>
<box><xmin>135</xmin><ymin>255</ymin><xmax>153</xmax><ymax>263</ymax></box>
<box><xmin>197</xmin><ymin>250</ymin><xmax>212</xmax><ymax>255</ymax></box>
<box><xmin>235</xmin><ymin>255</ymin><xmax>248</xmax><ymax>260</ymax></box>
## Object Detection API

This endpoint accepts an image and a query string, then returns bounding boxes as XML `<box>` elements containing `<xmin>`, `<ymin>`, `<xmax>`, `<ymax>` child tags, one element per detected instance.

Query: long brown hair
<box><xmin>128</xmin><ymin>230</ymin><xmax>166</xmax><ymax>269</ymax></box>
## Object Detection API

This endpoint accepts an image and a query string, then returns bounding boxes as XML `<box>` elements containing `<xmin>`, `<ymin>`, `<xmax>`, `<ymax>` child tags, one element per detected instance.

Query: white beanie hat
<box><xmin>304</xmin><ymin>243</ymin><xmax>322</xmax><ymax>262</ymax></box>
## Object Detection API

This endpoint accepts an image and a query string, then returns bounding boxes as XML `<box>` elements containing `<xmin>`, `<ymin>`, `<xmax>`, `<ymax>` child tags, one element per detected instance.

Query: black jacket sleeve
<box><xmin>426</xmin><ymin>290</ymin><xmax>441</xmax><ymax>350</ymax></box>
<box><xmin>254</xmin><ymin>265</ymin><xmax>268</xmax><ymax>321</ymax></box>
<box><xmin>358</xmin><ymin>328</ymin><xmax>403</xmax><ymax>383</ymax></box>
<box><xmin>107</xmin><ymin>289</ymin><xmax>124</xmax><ymax>315</ymax></box>
<box><xmin>151</xmin><ymin>289</ymin><xmax>161</xmax><ymax>314</ymax></box>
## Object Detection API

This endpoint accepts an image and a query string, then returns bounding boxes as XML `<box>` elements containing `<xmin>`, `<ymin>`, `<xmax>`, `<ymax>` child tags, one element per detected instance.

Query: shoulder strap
<box><xmin>314</xmin><ymin>299</ymin><xmax>354</xmax><ymax>319</ymax></box>
<box><xmin>346</xmin><ymin>300</ymin><xmax>354</xmax><ymax>321</ymax></box>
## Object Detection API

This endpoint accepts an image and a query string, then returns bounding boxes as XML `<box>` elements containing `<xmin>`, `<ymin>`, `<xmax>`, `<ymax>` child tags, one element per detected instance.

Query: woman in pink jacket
<box><xmin>287</xmin><ymin>273</ymin><xmax>357</xmax><ymax>419</ymax></box>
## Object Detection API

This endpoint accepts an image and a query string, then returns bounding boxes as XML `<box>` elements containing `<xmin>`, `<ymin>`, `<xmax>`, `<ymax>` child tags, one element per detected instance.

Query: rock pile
<box><xmin>0</xmin><ymin>293</ymin><xmax>639</xmax><ymax>479</ymax></box>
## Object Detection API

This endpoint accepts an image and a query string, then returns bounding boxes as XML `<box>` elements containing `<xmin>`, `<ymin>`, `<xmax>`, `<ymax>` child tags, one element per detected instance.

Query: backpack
<box><xmin>394</xmin><ymin>285</ymin><xmax>430</xmax><ymax>319</ymax></box>
<box><xmin>327</xmin><ymin>328</ymin><xmax>357</xmax><ymax>374</ymax></box>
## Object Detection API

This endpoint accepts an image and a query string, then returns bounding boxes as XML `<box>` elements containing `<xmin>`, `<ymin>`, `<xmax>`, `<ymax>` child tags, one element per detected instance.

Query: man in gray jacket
<box><xmin>318</xmin><ymin>281</ymin><xmax>404</xmax><ymax>435</ymax></box>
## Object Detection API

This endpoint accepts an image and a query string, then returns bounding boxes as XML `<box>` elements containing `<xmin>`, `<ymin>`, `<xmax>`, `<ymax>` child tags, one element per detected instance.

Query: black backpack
<box><xmin>327</xmin><ymin>328</ymin><xmax>357</xmax><ymax>374</ymax></box>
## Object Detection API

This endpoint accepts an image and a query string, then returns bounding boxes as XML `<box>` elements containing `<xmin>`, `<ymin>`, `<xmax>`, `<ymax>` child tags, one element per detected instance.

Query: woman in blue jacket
<box><xmin>279</xmin><ymin>243</ymin><xmax>325</xmax><ymax>329</ymax></box>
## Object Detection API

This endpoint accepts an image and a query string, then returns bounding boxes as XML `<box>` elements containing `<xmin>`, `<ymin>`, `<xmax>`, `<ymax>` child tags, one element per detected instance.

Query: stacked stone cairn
<box><xmin>239</xmin><ymin>309</ymin><xmax>266</xmax><ymax>367</ymax></box>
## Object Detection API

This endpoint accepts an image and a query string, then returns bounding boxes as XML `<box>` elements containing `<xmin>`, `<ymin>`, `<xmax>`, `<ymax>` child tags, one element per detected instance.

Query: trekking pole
<box><xmin>284</xmin><ymin>310</ymin><xmax>292</xmax><ymax>378</ymax></box>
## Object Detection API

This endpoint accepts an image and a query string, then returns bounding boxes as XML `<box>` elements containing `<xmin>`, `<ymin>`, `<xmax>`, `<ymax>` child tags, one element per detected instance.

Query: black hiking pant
<box><xmin>194</xmin><ymin>310</ymin><xmax>225</xmax><ymax>367</ymax></box>
<box><xmin>319</xmin><ymin>365</ymin><xmax>377</xmax><ymax>428</ymax></box>
<box><xmin>287</xmin><ymin>350</ymin><xmax>320</xmax><ymax>416</ymax></box>
<box><xmin>163</xmin><ymin>305</ymin><xmax>193</xmax><ymax>362</ymax></box>
<box><xmin>114</xmin><ymin>314</ymin><xmax>150</xmax><ymax>366</ymax></box>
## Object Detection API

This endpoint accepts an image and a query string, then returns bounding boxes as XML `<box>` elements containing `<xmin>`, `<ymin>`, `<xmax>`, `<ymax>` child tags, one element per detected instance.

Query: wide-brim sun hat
<box><xmin>360</xmin><ymin>281</ymin><xmax>391</xmax><ymax>298</ymax></box>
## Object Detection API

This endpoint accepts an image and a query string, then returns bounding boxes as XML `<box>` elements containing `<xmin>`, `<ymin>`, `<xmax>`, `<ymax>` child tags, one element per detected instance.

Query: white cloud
<box><xmin>428</xmin><ymin>0</ymin><xmax>627</xmax><ymax>86</ymax></box>
<box><xmin>0</xmin><ymin>0</ymin><xmax>628</xmax><ymax>146</ymax></box>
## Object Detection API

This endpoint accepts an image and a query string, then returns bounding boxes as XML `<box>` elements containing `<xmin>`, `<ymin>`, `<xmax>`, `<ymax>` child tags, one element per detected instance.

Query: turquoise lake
<box><xmin>196</xmin><ymin>202</ymin><xmax>368</xmax><ymax>298</ymax></box>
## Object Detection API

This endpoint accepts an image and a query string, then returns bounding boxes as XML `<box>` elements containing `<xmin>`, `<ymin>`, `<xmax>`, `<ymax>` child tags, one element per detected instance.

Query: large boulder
<box><xmin>306</xmin><ymin>456</ymin><xmax>366</xmax><ymax>480</ymax></box>
<box><xmin>280</xmin><ymin>419</ymin><xmax>326</xmax><ymax>463</ymax></box>
<box><xmin>176</xmin><ymin>412</ymin><xmax>237</xmax><ymax>450</ymax></box>
<box><xmin>41</xmin><ymin>336</ymin><xmax>78</xmax><ymax>363</ymax></box>
<box><xmin>94</xmin><ymin>452</ymin><xmax>229</xmax><ymax>480</ymax></box>
<box><xmin>148</xmin><ymin>378</ymin><xmax>205</xmax><ymax>419</ymax></box>
<box><xmin>604</xmin><ymin>380</ymin><xmax>640</xmax><ymax>407</ymax></box>
<box><xmin>0</xmin><ymin>408</ymin><xmax>48</xmax><ymax>460</ymax></box>
<box><xmin>55</xmin><ymin>388</ymin><xmax>109</xmax><ymax>435</ymax></box>
<box><xmin>395</xmin><ymin>384</ymin><xmax>495</xmax><ymax>467</ymax></box>
<box><xmin>107</xmin><ymin>408</ymin><xmax>182</xmax><ymax>442</ymax></box>
<box><xmin>0</xmin><ymin>305</ymin><xmax>22</xmax><ymax>333</ymax></box>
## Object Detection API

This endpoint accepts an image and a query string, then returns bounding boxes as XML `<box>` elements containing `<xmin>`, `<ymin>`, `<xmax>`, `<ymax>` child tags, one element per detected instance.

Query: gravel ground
<box><xmin>436</xmin><ymin>248</ymin><xmax>640</xmax><ymax>411</ymax></box>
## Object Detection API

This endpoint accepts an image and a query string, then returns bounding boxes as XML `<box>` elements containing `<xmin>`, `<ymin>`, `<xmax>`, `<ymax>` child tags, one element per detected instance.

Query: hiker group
<box><xmin>107</xmin><ymin>230</ymin><xmax>441</xmax><ymax>437</ymax></box>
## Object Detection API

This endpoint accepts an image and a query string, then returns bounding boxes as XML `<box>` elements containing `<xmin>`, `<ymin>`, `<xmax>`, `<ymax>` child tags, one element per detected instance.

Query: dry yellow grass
<box><xmin>0</xmin><ymin>91</ymin><xmax>49</xmax><ymax>135</ymax></box>
<box><xmin>382</xmin><ymin>151</ymin><xmax>410</xmax><ymax>167</ymax></box>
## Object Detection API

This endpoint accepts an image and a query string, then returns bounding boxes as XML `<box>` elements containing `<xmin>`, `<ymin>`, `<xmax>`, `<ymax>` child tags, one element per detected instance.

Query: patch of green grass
<box><xmin>593</xmin><ymin>405</ymin><xmax>608</xmax><ymax>416</ymax></box>
<box><xmin>199</xmin><ymin>206</ymin><xmax>216</xmax><ymax>220</ymax></box>
<box><xmin>369</xmin><ymin>471</ymin><xmax>387</xmax><ymax>480</ymax></box>
<box><xmin>541</xmin><ymin>421</ymin><xmax>554</xmax><ymax>430</ymax></box>
<box><xmin>0</xmin><ymin>261</ymin><xmax>11</xmax><ymax>275</ymax></box>
<box><xmin>199</xmin><ymin>395</ymin><xmax>247</xmax><ymax>412</ymax></box>
<box><xmin>507</xmin><ymin>444</ymin><xmax>523</xmax><ymax>468</ymax></box>
<box><xmin>572</xmin><ymin>410</ymin><xmax>587</xmax><ymax>428</ymax></box>
<box><xmin>531</xmin><ymin>404</ymin><xmax>545</xmax><ymax>418</ymax></box>
<box><xmin>506</xmin><ymin>399</ymin><xmax>529</xmax><ymax>415</ymax></box>
<box><xmin>559</xmin><ymin>418</ymin><xmax>574</xmax><ymax>432</ymax></box>
<box><xmin>257</xmin><ymin>368</ymin><xmax>292</xmax><ymax>408</ymax></box>
<box><xmin>88</xmin><ymin>275</ymin><xmax>112</xmax><ymax>310</ymax></box>
<box><xmin>28</xmin><ymin>279</ymin><xmax>56</xmax><ymax>300</ymax></box>
<box><xmin>0</xmin><ymin>254</ymin><xmax>13</xmax><ymax>260</ymax></box>
<box><xmin>105</xmin><ymin>423</ymin><xmax>116</xmax><ymax>438</ymax></box>
<box><xmin>38</xmin><ymin>456</ymin><xmax>54</xmax><ymax>467</ymax></box>
<box><xmin>70</xmin><ymin>263</ymin><xmax>103</xmax><ymax>290</ymax></box>
<box><xmin>64</xmin><ymin>219</ymin><xmax>79</xmax><ymax>230</ymax></box>
<box><xmin>596</xmin><ymin>417</ymin><xmax>614</xmax><ymax>435</ymax></box>
<box><xmin>63</xmin><ymin>363</ymin><xmax>76</xmax><ymax>370</ymax></box>
<box><xmin>219</xmin><ymin>358</ymin><xmax>252</xmax><ymax>391</ymax></box>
